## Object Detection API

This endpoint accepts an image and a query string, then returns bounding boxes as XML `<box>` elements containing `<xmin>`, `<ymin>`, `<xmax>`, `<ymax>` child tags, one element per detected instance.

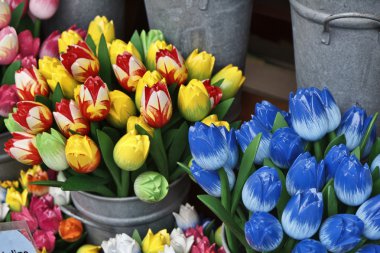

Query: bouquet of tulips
<box><xmin>2</xmin><ymin>15</ymin><xmax>245</xmax><ymax>200</ymax></box>
<box><xmin>182</xmin><ymin>87</ymin><xmax>380</xmax><ymax>252</ymax></box>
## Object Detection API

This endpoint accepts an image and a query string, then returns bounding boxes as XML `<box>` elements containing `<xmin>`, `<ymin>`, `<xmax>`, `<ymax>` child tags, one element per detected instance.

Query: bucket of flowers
<box><xmin>2</xmin><ymin>15</ymin><xmax>246</xmax><ymax>244</ymax></box>
<box><xmin>181</xmin><ymin>87</ymin><xmax>380</xmax><ymax>252</ymax></box>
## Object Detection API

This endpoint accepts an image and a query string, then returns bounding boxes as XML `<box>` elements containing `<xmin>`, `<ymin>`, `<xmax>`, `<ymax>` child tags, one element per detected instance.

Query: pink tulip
<box><xmin>15</xmin><ymin>55</ymin><xmax>37</xmax><ymax>67</ymax></box>
<box><xmin>29</xmin><ymin>0</ymin><xmax>59</xmax><ymax>20</ymax></box>
<box><xmin>0</xmin><ymin>0</ymin><xmax>11</xmax><ymax>29</ymax></box>
<box><xmin>68</xmin><ymin>24</ymin><xmax>86</xmax><ymax>39</ymax></box>
<box><xmin>185</xmin><ymin>225</ymin><xmax>205</xmax><ymax>241</ymax></box>
<box><xmin>11</xmin><ymin>206</ymin><xmax>38</xmax><ymax>232</ymax></box>
<box><xmin>0</xmin><ymin>84</ymin><xmax>18</xmax><ymax>117</ymax></box>
<box><xmin>191</xmin><ymin>236</ymin><xmax>218</xmax><ymax>253</ymax></box>
<box><xmin>29</xmin><ymin>194</ymin><xmax>54</xmax><ymax>214</ymax></box>
<box><xmin>39</xmin><ymin>30</ymin><xmax>60</xmax><ymax>58</ymax></box>
<box><xmin>17</xmin><ymin>29</ymin><xmax>40</xmax><ymax>57</ymax></box>
<box><xmin>35</xmin><ymin>205</ymin><xmax>62</xmax><ymax>232</ymax></box>
<box><xmin>33</xmin><ymin>230</ymin><xmax>55</xmax><ymax>253</ymax></box>
<box><xmin>0</xmin><ymin>26</ymin><xmax>18</xmax><ymax>64</ymax></box>
<box><xmin>6</xmin><ymin>0</ymin><xmax>28</xmax><ymax>14</ymax></box>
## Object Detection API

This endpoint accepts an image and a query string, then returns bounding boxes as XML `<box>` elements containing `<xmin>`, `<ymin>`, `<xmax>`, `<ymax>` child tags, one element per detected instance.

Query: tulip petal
<box><xmin>356</xmin><ymin>195</ymin><xmax>380</xmax><ymax>240</ymax></box>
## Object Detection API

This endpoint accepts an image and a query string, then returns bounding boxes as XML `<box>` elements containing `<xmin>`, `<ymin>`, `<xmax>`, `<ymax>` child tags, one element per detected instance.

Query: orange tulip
<box><xmin>58</xmin><ymin>217</ymin><xmax>83</xmax><ymax>242</ymax></box>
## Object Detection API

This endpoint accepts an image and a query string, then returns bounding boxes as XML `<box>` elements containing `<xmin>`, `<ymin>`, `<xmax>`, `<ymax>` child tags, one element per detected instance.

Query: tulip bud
<box><xmin>324</xmin><ymin>144</ymin><xmax>349</xmax><ymax>179</ymax></box>
<box><xmin>113</xmin><ymin>52</ymin><xmax>146</xmax><ymax>92</ymax></box>
<box><xmin>134</xmin><ymin>171</ymin><xmax>168</xmax><ymax>203</ymax></box>
<box><xmin>4</xmin><ymin>132</ymin><xmax>42</xmax><ymax>165</ymax></box>
<box><xmin>39</xmin><ymin>30</ymin><xmax>60</xmax><ymax>58</ymax></box>
<box><xmin>173</xmin><ymin>203</ymin><xmax>200</xmax><ymax>230</ymax></box>
<box><xmin>334</xmin><ymin>155</ymin><xmax>372</xmax><ymax>206</ymax></box>
<box><xmin>0</xmin><ymin>26</ymin><xmax>18</xmax><ymax>64</ymax></box>
<box><xmin>255</xmin><ymin>100</ymin><xmax>290</xmax><ymax>131</ymax></box>
<box><xmin>47</xmin><ymin>64</ymin><xmax>79</xmax><ymax>99</ymax></box>
<box><xmin>78</xmin><ymin>245</ymin><xmax>102</xmax><ymax>253</ymax></box>
<box><xmin>135</xmin><ymin>70</ymin><xmax>164</xmax><ymax>109</ymax></box>
<box><xmin>17</xmin><ymin>30</ymin><xmax>40</xmax><ymax>58</ymax></box>
<box><xmin>242</xmin><ymin>166</ymin><xmax>281</xmax><ymax>212</ymax></box>
<box><xmin>319</xmin><ymin>214</ymin><xmax>364</xmax><ymax>253</ymax></box>
<box><xmin>65</xmin><ymin>135</ymin><xmax>100</xmax><ymax>173</ymax></box>
<box><xmin>185</xmin><ymin>49</ymin><xmax>215</xmax><ymax>81</ymax></box>
<box><xmin>15</xmin><ymin>66</ymin><xmax>50</xmax><ymax>101</ymax></box>
<box><xmin>107</xmin><ymin>90</ymin><xmax>136</xmax><ymax>129</ymax></box>
<box><xmin>127</xmin><ymin>115</ymin><xmax>154</xmax><ymax>137</ymax></box>
<box><xmin>211</xmin><ymin>64</ymin><xmax>245</xmax><ymax>100</ymax></box>
<box><xmin>170</xmin><ymin>228</ymin><xmax>194</xmax><ymax>253</ymax></box>
<box><xmin>286</xmin><ymin>152</ymin><xmax>326</xmax><ymax>196</ymax></box>
<box><xmin>12</xmin><ymin>101</ymin><xmax>53</xmax><ymax>134</ymax></box>
<box><xmin>61</xmin><ymin>41</ymin><xmax>100</xmax><ymax>82</ymax></box>
<box><xmin>58</xmin><ymin>217</ymin><xmax>83</xmax><ymax>242</ymax></box>
<box><xmin>36</xmin><ymin>129</ymin><xmax>68</xmax><ymax>171</ymax></box>
<box><xmin>142</xmin><ymin>229</ymin><xmax>170</xmax><ymax>253</ymax></box>
<box><xmin>281</xmin><ymin>188</ymin><xmax>323</xmax><ymax>240</ymax></box>
<box><xmin>11</xmin><ymin>206</ymin><xmax>38</xmax><ymax>232</ymax></box>
<box><xmin>33</xmin><ymin>230</ymin><xmax>56</xmax><ymax>253</ymax></box>
<box><xmin>203</xmin><ymin>79</ymin><xmax>222</xmax><ymax>109</ymax></box>
<box><xmin>109</xmin><ymin>39</ymin><xmax>142</xmax><ymax>65</ymax></box>
<box><xmin>245</xmin><ymin>212</ymin><xmax>283</xmax><ymax>252</ymax></box>
<box><xmin>140</xmin><ymin>79</ymin><xmax>172</xmax><ymax>128</ymax></box>
<box><xmin>29</xmin><ymin>0</ymin><xmax>59</xmax><ymax>20</ymax></box>
<box><xmin>356</xmin><ymin>245</ymin><xmax>380</xmax><ymax>253</ymax></box>
<box><xmin>293</xmin><ymin>239</ymin><xmax>327</xmax><ymax>253</ymax></box>
<box><xmin>88</xmin><ymin>16</ymin><xmax>115</xmax><ymax>47</ymax></box>
<box><xmin>101</xmin><ymin>233</ymin><xmax>140</xmax><ymax>253</ymax></box>
<box><xmin>356</xmin><ymin>194</ymin><xmax>380</xmax><ymax>240</ymax></box>
<box><xmin>236</xmin><ymin>116</ymin><xmax>272</xmax><ymax>164</ymax></box>
<box><xmin>178</xmin><ymin>79</ymin><xmax>211</xmax><ymax>122</ymax></box>
<box><xmin>0</xmin><ymin>0</ymin><xmax>11</xmax><ymax>29</ymax></box>
<box><xmin>146</xmin><ymin>40</ymin><xmax>167</xmax><ymax>71</ymax></box>
<box><xmin>0</xmin><ymin>84</ymin><xmax>18</xmax><ymax>117</ymax></box>
<box><xmin>58</xmin><ymin>29</ymin><xmax>83</xmax><ymax>53</ymax></box>
<box><xmin>5</xmin><ymin>187</ymin><xmax>28</xmax><ymax>211</ymax></box>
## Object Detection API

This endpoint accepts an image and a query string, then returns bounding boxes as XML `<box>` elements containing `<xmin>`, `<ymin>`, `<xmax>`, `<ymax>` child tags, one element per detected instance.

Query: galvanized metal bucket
<box><xmin>289</xmin><ymin>0</ymin><xmax>380</xmax><ymax>127</ymax></box>
<box><xmin>0</xmin><ymin>133</ymin><xmax>26</xmax><ymax>180</ymax></box>
<box><xmin>61</xmin><ymin>175</ymin><xmax>190</xmax><ymax>244</ymax></box>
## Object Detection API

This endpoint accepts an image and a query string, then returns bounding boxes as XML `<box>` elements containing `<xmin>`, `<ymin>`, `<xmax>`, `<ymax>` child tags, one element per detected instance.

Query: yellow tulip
<box><xmin>109</xmin><ymin>39</ymin><xmax>142</xmax><ymax>64</ymax></box>
<box><xmin>0</xmin><ymin>180</ymin><xmax>19</xmax><ymax>189</ymax></box>
<box><xmin>146</xmin><ymin>40</ymin><xmax>168</xmax><ymax>71</ymax></box>
<box><xmin>106</xmin><ymin>90</ymin><xmax>136</xmax><ymax>129</ymax></box>
<box><xmin>76</xmin><ymin>244</ymin><xmax>101</xmax><ymax>253</ymax></box>
<box><xmin>6</xmin><ymin>187</ymin><xmax>28</xmax><ymax>212</ymax></box>
<box><xmin>178</xmin><ymin>79</ymin><xmax>211</xmax><ymax>122</ymax></box>
<box><xmin>185</xmin><ymin>48</ymin><xmax>215</xmax><ymax>81</ymax></box>
<box><xmin>211</xmin><ymin>64</ymin><xmax>246</xmax><ymax>100</ymax></box>
<box><xmin>47</xmin><ymin>65</ymin><xmax>79</xmax><ymax>99</ymax></box>
<box><xmin>127</xmin><ymin>115</ymin><xmax>154</xmax><ymax>137</ymax></box>
<box><xmin>19</xmin><ymin>165</ymin><xmax>43</xmax><ymax>188</ymax></box>
<box><xmin>142</xmin><ymin>229</ymin><xmax>170</xmax><ymax>253</ymax></box>
<box><xmin>201</xmin><ymin>114</ymin><xmax>230</xmax><ymax>130</ymax></box>
<box><xmin>58</xmin><ymin>29</ymin><xmax>83</xmax><ymax>53</ymax></box>
<box><xmin>135</xmin><ymin>70</ymin><xmax>164</xmax><ymax>109</ymax></box>
<box><xmin>38</xmin><ymin>56</ymin><xmax>61</xmax><ymax>80</ymax></box>
<box><xmin>88</xmin><ymin>16</ymin><xmax>115</xmax><ymax>47</ymax></box>
<box><xmin>113</xmin><ymin>131</ymin><xmax>150</xmax><ymax>171</ymax></box>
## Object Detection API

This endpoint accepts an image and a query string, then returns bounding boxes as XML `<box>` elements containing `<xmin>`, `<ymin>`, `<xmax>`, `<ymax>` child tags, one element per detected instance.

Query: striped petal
<box><xmin>356</xmin><ymin>195</ymin><xmax>380</xmax><ymax>240</ymax></box>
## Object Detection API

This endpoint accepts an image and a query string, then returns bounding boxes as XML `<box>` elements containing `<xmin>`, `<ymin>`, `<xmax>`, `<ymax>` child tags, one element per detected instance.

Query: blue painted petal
<box><xmin>336</xmin><ymin>105</ymin><xmax>367</xmax><ymax>151</ymax></box>
<box><xmin>189</xmin><ymin>122</ymin><xmax>229</xmax><ymax>170</ymax></box>
<box><xmin>281</xmin><ymin>188</ymin><xmax>323</xmax><ymax>240</ymax></box>
<box><xmin>224</xmin><ymin>167</ymin><xmax>236</xmax><ymax>190</ymax></box>
<box><xmin>269</xmin><ymin>127</ymin><xmax>306</xmax><ymax>168</ymax></box>
<box><xmin>334</xmin><ymin>155</ymin><xmax>372</xmax><ymax>206</ymax></box>
<box><xmin>292</xmin><ymin>239</ymin><xmax>327</xmax><ymax>253</ymax></box>
<box><xmin>362</xmin><ymin>115</ymin><xmax>377</xmax><ymax>158</ymax></box>
<box><xmin>356</xmin><ymin>244</ymin><xmax>380</xmax><ymax>253</ymax></box>
<box><xmin>190</xmin><ymin>161</ymin><xmax>221</xmax><ymax>197</ymax></box>
<box><xmin>319</xmin><ymin>214</ymin><xmax>364</xmax><ymax>253</ymax></box>
<box><xmin>324</xmin><ymin>144</ymin><xmax>350</xmax><ymax>179</ymax></box>
<box><xmin>320</xmin><ymin>87</ymin><xmax>341</xmax><ymax>132</ymax></box>
<box><xmin>219</xmin><ymin>127</ymin><xmax>239</xmax><ymax>170</ymax></box>
<box><xmin>242</xmin><ymin>166</ymin><xmax>282</xmax><ymax>212</ymax></box>
<box><xmin>255</xmin><ymin>100</ymin><xmax>288</xmax><ymax>130</ymax></box>
<box><xmin>245</xmin><ymin>212</ymin><xmax>283</xmax><ymax>252</ymax></box>
<box><xmin>356</xmin><ymin>194</ymin><xmax>380</xmax><ymax>240</ymax></box>
<box><xmin>370</xmin><ymin>154</ymin><xmax>380</xmax><ymax>172</ymax></box>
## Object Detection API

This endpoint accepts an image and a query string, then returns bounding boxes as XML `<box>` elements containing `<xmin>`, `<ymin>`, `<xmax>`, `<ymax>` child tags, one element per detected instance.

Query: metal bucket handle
<box><xmin>60</xmin><ymin>204</ymin><xmax>113</xmax><ymax>229</ymax></box>
<box><xmin>322</xmin><ymin>13</ymin><xmax>380</xmax><ymax>45</ymax></box>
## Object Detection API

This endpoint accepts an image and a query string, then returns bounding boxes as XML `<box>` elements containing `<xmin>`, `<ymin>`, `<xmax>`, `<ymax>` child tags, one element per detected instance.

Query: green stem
<box><xmin>225</xmin><ymin>227</ymin><xmax>241</xmax><ymax>253</ymax></box>
<box><xmin>328</xmin><ymin>131</ymin><xmax>337</xmax><ymax>142</ymax></box>
<box><xmin>284</xmin><ymin>238</ymin><xmax>297</xmax><ymax>253</ymax></box>
<box><xmin>219</xmin><ymin>169</ymin><xmax>231</xmax><ymax>212</ymax></box>
<box><xmin>119</xmin><ymin>170</ymin><xmax>130</xmax><ymax>197</ymax></box>
<box><xmin>33</xmin><ymin>19</ymin><xmax>41</xmax><ymax>37</ymax></box>
<box><xmin>322</xmin><ymin>179</ymin><xmax>334</xmax><ymax>194</ymax></box>
<box><xmin>156</xmin><ymin>129</ymin><xmax>169</xmax><ymax>179</ymax></box>
<box><xmin>313</xmin><ymin>140</ymin><xmax>323</xmax><ymax>161</ymax></box>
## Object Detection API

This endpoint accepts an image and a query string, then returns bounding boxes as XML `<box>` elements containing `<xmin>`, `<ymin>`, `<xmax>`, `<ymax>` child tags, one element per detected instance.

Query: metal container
<box><xmin>62</xmin><ymin>175</ymin><xmax>190</xmax><ymax>244</ymax></box>
<box><xmin>290</xmin><ymin>0</ymin><xmax>380</xmax><ymax>127</ymax></box>
<box><xmin>0</xmin><ymin>133</ymin><xmax>26</xmax><ymax>180</ymax></box>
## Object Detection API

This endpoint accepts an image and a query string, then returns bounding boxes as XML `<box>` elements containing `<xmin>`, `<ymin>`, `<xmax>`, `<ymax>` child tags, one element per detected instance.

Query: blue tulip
<box><xmin>269</xmin><ymin>127</ymin><xmax>306</xmax><ymax>169</ymax></box>
<box><xmin>334</xmin><ymin>155</ymin><xmax>372</xmax><ymax>206</ymax></box>
<box><xmin>281</xmin><ymin>188</ymin><xmax>323</xmax><ymax>240</ymax></box>
<box><xmin>336</xmin><ymin>105</ymin><xmax>368</xmax><ymax>151</ymax></box>
<box><xmin>324</xmin><ymin>144</ymin><xmax>350</xmax><ymax>179</ymax></box>
<box><xmin>286</xmin><ymin>152</ymin><xmax>326</xmax><ymax>196</ymax></box>
<box><xmin>236</xmin><ymin>116</ymin><xmax>272</xmax><ymax>164</ymax></box>
<box><xmin>356</xmin><ymin>244</ymin><xmax>380</xmax><ymax>253</ymax></box>
<box><xmin>245</xmin><ymin>211</ymin><xmax>283</xmax><ymax>252</ymax></box>
<box><xmin>320</xmin><ymin>87</ymin><xmax>341</xmax><ymax>132</ymax></box>
<box><xmin>292</xmin><ymin>239</ymin><xmax>327</xmax><ymax>253</ymax></box>
<box><xmin>189</xmin><ymin>122</ymin><xmax>228</xmax><ymax>170</ymax></box>
<box><xmin>319</xmin><ymin>214</ymin><xmax>364</xmax><ymax>253</ymax></box>
<box><xmin>242</xmin><ymin>166</ymin><xmax>282</xmax><ymax>212</ymax></box>
<box><xmin>370</xmin><ymin>154</ymin><xmax>380</xmax><ymax>172</ymax></box>
<box><xmin>356</xmin><ymin>194</ymin><xmax>380</xmax><ymax>240</ymax></box>
<box><xmin>190</xmin><ymin>161</ymin><xmax>235</xmax><ymax>197</ymax></box>
<box><xmin>289</xmin><ymin>87</ymin><xmax>329</xmax><ymax>141</ymax></box>
<box><xmin>255</xmin><ymin>100</ymin><xmax>289</xmax><ymax>130</ymax></box>
<box><xmin>218</xmin><ymin>127</ymin><xmax>239</xmax><ymax>170</ymax></box>
<box><xmin>363</xmin><ymin>115</ymin><xmax>377</xmax><ymax>158</ymax></box>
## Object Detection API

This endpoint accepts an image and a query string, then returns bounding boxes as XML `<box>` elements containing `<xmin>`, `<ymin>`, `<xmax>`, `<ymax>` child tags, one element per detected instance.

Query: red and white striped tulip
<box><xmin>12</xmin><ymin>101</ymin><xmax>53</xmax><ymax>134</ymax></box>
<box><xmin>140</xmin><ymin>80</ymin><xmax>172</xmax><ymax>128</ymax></box>
<box><xmin>15</xmin><ymin>65</ymin><xmax>50</xmax><ymax>101</ymax></box>
<box><xmin>39</xmin><ymin>30</ymin><xmax>60</xmax><ymax>58</ymax></box>
<box><xmin>156</xmin><ymin>45</ymin><xmax>188</xmax><ymax>86</ymax></box>
<box><xmin>60</xmin><ymin>41</ymin><xmax>99</xmax><ymax>82</ymax></box>
<box><xmin>202</xmin><ymin>79</ymin><xmax>222</xmax><ymax>109</ymax></box>
<box><xmin>53</xmin><ymin>99</ymin><xmax>90</xmax><ymax>138</ymax></box>
<box><xmin>19</xmin><ymin>55</ymin><xmax>37</xmax><ymax>68</ymax></box>
<box><xmin>79</xmin><ymin>76</ymin><xmax>110</xmax><ymax>121</ymax></box>
<box><xmin>4</xmin><ymin>132</ymin><xmax>42</xmax><ymax>165</ymax></box>
<box><xmin>29</xmin><ymin>0</ymin><xmax>59</xmax><ymax>20</ymax></box>
<box><xmin>0</xmin><ymin>26</ymin><xmax>18</xmax><ymax>65</ymax></box>
<box><xmin>113</xmin><ymin>52</ymin><xmax>146</xmax><ymax>92</ymax></box>
<box><xmin>0</xmin><ymin>0</ymin><xmax>11</xmax><ymax>29</ymax></box>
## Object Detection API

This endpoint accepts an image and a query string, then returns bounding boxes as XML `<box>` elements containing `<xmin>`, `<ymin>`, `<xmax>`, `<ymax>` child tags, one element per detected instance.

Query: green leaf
<box><xmin>351</xmin><ymin>146</ymin><xmax>361</xmax><ymax>160</ymax></box>
<box><xmin>219</xmin><ymin>169</ymin><xmax>231</xmax><ymax>212</ymax></box>
<box><xmin>211</xmin><ymin>78</ymin><xmax>224</xmax><ymax>87</ymax></box>
<box><xmin>9</xmin><ymin>2</ymin><xmax>24</xmax><ymax>28</ymax></box>
<box><xmin>275</xmin><ymin>166</ymin><xmax>289</xmax><ymax>217</ymax></box>
<box><xmin>203</xmin><ymin>219</ymin><xmax>215</xmax><ymax>237</ymax></box>
<box><xmin>271</xmin><ymin>112</ymin><xmax>288</xmax><ymax>132</ymax></box>
<box><xmin>168</xmin><ymin>122</ymin><xmax>188</xmax><ymax>172</ymax></box>
<box><xmin>360</xmin><ymin>112</ymin><xmax>378</xmax><ymax>153</ymax></box>
<box><xmin>283</xmin><ymin>238</ymin><xmax>297</xmax><ymax>253</ymax></box>
<box><xmin>324</xmin><ymin>185</ymin><xmax>338</xmax><ymax>216</ymax></box>
<box><xmin>17</xmin><ymin>15</ymin><xmax>34</xmax><ymax>33</ymax></box>
<box><xmin>177</xmin><ymin>162</ymin><xmax>195</xmax><ymax>182</ymax></box>
<box><xmin>51</xmin><ymin>84</ymin><xmax>64</xmax><ymax>110</ymax></box>
<box><xmin>372</xmin><ymin>178</ymin><xmax>380</xmax><ymax>196</ymax></box>
<box><xmin>30</xmin><ymin>180</ymin><xmax>64</xmax><ymax>187</ymax></box>
<box><xmin>98</xmin><ymin>34</ymin><xmax>113</xmax><ymax>88</ymax></box>
<box><xmin>102</xmin><ymin>126</ymin><xmax>121</xmax><ymax>144</ymax></box>
<box><xmin>130</xmin><ymin>30</ymin><xmax>144</xmax><ymax>61</ymax></box>
<box><xmin>35</xmin><ymin>95</ymin><xmax>52</xmax><ymax>110</ymax></box>
<box><xmin>90</xmin><ymin>122</ymin><xmax>100</xmax><ymax>141</ymax></box>
<box><xmin>369</xmin><ymin>137</ymin><xmax>380</xmax><ymax>164</ymax></box>
<box><xmin>86</xmin><ymin>35</ymin><xmax>97</xmax><ymax>54</ymax></box>
<box><xmin>231</xmin><ymin>134</ymin><xmax>261</xmax><ymax>214</ymax></box>
<box><xmin>198</xmin><ymin>195</ymin><xmax>251</xmax><ymax>249</ymax></box>
<box><xmin>62</xmin><ymin>174</ymin><xmax>114</xmax><ymax>197</ymax></box>
<box><xmin>163</xmin><ymin>129</ymin><xmax>177</xmax><ymax>150</ymax></box>
<box><xmin>212</xmin><ymin>98</ymin><xmax>235</xmax><ymax>120</ymax></box>
<box><xmin>132</xmin><ymin>230</ymin><xmax>142</xmax><ymax>245</ymax></box>
<box><xmin>230</xmin><ymin>120</ymin><xmax>241</xmax><ymax>130</ymax></box>
<box><xmin>324</xmin><ymin>134</ymin><xmax>346</xmax><ymax>157</ymax></box>
<box><xmin>1</xmin><ymin>61</ymin><xmax>21</xmax><ymax>84</ymax></box>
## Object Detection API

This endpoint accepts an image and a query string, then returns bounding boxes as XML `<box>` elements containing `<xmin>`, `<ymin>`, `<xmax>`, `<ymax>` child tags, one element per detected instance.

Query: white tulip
<box><xmin>170</xmin><ymin>228</ymin><xmax>194</xmax><ymax>253</ymax></box>
<box><xmin>101</xmin><ymin>233</ymin><xmax>141</xmax><ymax>253</ymax></box>
<box><xmin>160</xmin><ymin>245</ymin><xmax>176</xmax><ymax>253</ymax></box>
<box><xmin>49</xmin><ymin>171</ymin><xmax>70</xmax><ymax>206</ymax></box>
<box><xmin>0</xmin><ymin>203</ymin><xmax>10</xmax><ymax>221</ymax></box>
<box><xmin>0</xmin><ymin>187</ymin><xmax>6</xmax><ymax>202</ymax></box>
<box><xmin>173</xmin><ymin>203</ymin><xmax>200</xmax><ymax>230</ymax></box>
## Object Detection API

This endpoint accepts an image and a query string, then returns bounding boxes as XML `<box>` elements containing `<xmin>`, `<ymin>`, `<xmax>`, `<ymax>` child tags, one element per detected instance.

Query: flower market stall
<box><xmin>0</xmin><ymin>0</ymin><xmax>380</xmax><ymax>252</ymax></box>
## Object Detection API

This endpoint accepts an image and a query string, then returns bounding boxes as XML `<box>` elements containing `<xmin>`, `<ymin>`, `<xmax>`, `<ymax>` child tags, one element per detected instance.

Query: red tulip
<box><xmin>29</xmin><ymin>0</ymin><xmax>59</xmax><ymax>20</ymax></box>
<box><xmin>18</xmin><ymin>55</ymin><xmax>37</xmax><ymax>68</ymax></box>
<box><xmin>17</xmin><ymin>29</ymin><xmax>40</xmax><ymax>58</ymax></box>
<box><xmin>29</xmin><ymin>194</ymin><xmax>54</xmax><ymax>214</ymax></box>
<box><xmin>4</xmin><ymin>132</ymin><xmax>42</xmax><ymax>165</ymax></box>
<box><xmin>35</xmin><ymin>204</ymin><xmax>62</xmax><ymax>232</ymax></box>
<box><xmin>203</xmin><ymin>79</ymin><xmax>222</xmax><ymax>109</ymax></box>
<box><xmin>33</xmin><ymin>230</ymin><xmax>55</xmax><ymax>253</ymax></box>
<box><xmin>60</xmin><ymin>41</ymin><xmax>99</xmax><ymax>82</ymax></box>
<box><xmin>11</xmin><ymin>206</ymin><xmax>38</xmax><ymax>232</ymax></box>
<box><xmin>6</xmin><ymin>0</ymin><xmax>28</xmax><ymax>15</ymax></box>
<box><xmin>113</xmin><ymin>52</ymin><xmax>146</xmax><ymax>92</ymax></box>
<box><xmin>39</xmin><ymin>30</ymin><xmax>60</xmax><ymax>58</ymax></box>
<box><xmin>15</xmin><ymin>65</ymin><xmax>50</xmax><ymax>101</ymax></box>
<box><xmin>0</xmin><ymin>84</ymin><xmax>18</xmax><ymax>117</ymax></box>
<box><xmin>156</xmin><ymin>45</ymin><xmax>188</xmax><ymax>86</ymax></box>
